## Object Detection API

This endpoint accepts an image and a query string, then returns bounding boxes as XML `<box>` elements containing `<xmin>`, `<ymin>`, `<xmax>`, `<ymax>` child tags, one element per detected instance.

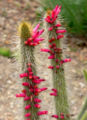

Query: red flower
<box><xmin>25</xmin><ymin>105</ymin><xmax>31</xmax><ymax>110</ymax></box>
<box><xmin>25</xmin><ymin>113</ymin><xmax>31</xmax><ymax>117</ymax></box>
<box><xmin>45</xmin><ymin>5</ymin><xmax>61</xmax><ymax>24</ymax></box>
<box><xmin>48</xmin><ymin>66</ymin><xmax>54</xmax><ymax>69</ymax></box>
<box><xmin>25</xmin><ymin>24</ymin><xmax>44</xmax><ymax>46</ymax></box>
<box><xmin>52</xmin><ymin>115</ymin><xmax>59</xmax><ymax>119</ymax></box>
<box><xmin>16</xmin><ymin>93</ymin><xmax>26</xmax><ymax>97</ymax></box>
<box><xmin>34</xmin><ymin>104</ymin><xmax>41</xmax><ymax>108</ymax></box>
<box><xmin>56</xmin><ymin>29</ymin><xmax>66</xmax><ymax>33</ymax></box>
<box><xmin>37</xmin><ymin>111</ymin><xmax>48</xmax><ymax>115</ymax></box>
<box><xmin>34</xmin><ymin>98</ymin><xmax>42</xmax><ymax>103</ymax></box>
<box><xmin>50</xmin><ymin>92</ymin><xmax>57</xmax><ymax>96</ymax></box>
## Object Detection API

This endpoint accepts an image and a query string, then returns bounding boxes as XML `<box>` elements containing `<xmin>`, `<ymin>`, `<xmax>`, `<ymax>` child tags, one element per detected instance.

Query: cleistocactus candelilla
<box><xmin>41</xmin><ymin>5</ymin><xmax>71</xmax><ymax>119</ymax></box>
<box><xmin>16</xmin><ymin>22</ymin><xmax>48</xmax><ymax>120</ymax></box>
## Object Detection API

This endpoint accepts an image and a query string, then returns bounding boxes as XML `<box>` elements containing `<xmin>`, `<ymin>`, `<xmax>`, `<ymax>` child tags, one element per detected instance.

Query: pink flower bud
<box><xmin>56</xmin><ymin>29</ymin><xmax>66</xmax><ymax>33</ymax></box>
<box><xmin>48</xmin><ymin>26</ymin><xmax>54</xmax><ymax>31</ymax></box>
<box><xmin>34</xmin><ymin>98</ymin><xmax>42</xmax><ymax>103</ymax></box>
<box><xmin>48</xmin><ymin>66</ymin><xmax>54</xmax><ymax>69</ymax></box>
<box><xmin>33</xmin><ymin>23</ymin><xmax>40</xmax><ymax>33</ymax></box>
<box><xmin>60</xmin><ymin>115</ymin><xmax>64</xmax><ymax>119</ymax></box>
<box><xmin>22</xmin><ymin>82</ymin><xmax>30</xmax><ymax>87</ymax></box>
<box><xmin>50</xmin><ymin>92</ymin><xmax>57</xmax><ymax>96</ymax></box>
<box><xmin>16</xmin><ymin>93</ymin><xmax>26</xmax><ymax>97</ymax></box>
<box><xmin>57</xmin><ymin>35</ymin><xmax>64</xmax><ymax>39</ymax></box>
<box><xmin>24</xmin><ymin>96</ymin><xmax>30</xmax><ymax>101</ymax></box>
<box><xmin>40</xmin><ymin>87</ymin><xmax>47</xmax><ymax>92</ymax></box>
<box><xmin>25</xmin><ymin>105</ymin><xmax>31</xmax><ymax>110</ymax></box>
<box><xmin>37</xmin><ymin>111</ymin><xmax>48</xmax><ymax>115</ymax></box>
<box><xmin>52</xmin><ymin>115</ymin><xmax>59</xmax><ymax>118</ymax></box>
<box><xmin>25</xmin><ymin>113</ymin><xmax>31</xmax><ymax>117</ymax></box>
<box><xmin>56</xmin><ymin>65</ymin><xmax>60</xmax><ymax>69</ymax></box>
<box><xmin>55</xmin><ymin>23</ymin><xmax>61</xmax><ymax>27</ymax></box>
<box><xmin>48</xmin><ymin>55</ymin><xmax>55</xmax><ymax>59</ymax></box>
<box><xmin>52</xmin><ymin>88</ymin><xmax>58</xmax><ymax>93</ymax></box>
<box><xmin>20</xmin><ymin>73</ymin><xmax>28</xmax><ymax>78</ymax></box>
<box><xmin>49</xmin><ymin>37</ymin><xmax>55</xmax><ymax>43</ymax></box>
<box><xmin>40</xmin><ymin>48</ymin><xmax>51</xmax><ymax>53</ymax></box>
<box><xmin>34</xmin><ymin>104</ymin><xmax>40</xmax><ymax>108</ymax></box>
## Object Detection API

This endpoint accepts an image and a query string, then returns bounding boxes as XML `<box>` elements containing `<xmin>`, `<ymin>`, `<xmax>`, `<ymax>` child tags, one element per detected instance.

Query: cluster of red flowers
<box><xmin>25</xmin><ymin>23</ymin><xmax>44</xmax><ymax>46</ymax></box>
<box><xmin>16</xmin><ymin>63</ymin><xmax>48</xmax><ymax>119</ymax></box>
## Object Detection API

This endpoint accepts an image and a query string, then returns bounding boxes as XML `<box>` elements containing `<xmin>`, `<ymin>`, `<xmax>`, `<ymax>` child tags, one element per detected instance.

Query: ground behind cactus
<box><xmin>0</xmin><ymin>0</ymin><xmax>87</xmax><ymax>120</ymax></box>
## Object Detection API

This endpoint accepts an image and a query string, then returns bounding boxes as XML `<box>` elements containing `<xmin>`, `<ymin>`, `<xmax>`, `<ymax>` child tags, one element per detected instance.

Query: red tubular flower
<box><xmin>55</xmin><ymin>59</ymin><xmax>59</xmax><ymax>62</ymax></box>
<box><xmin>34</xmin><ymin>98</ymin><xmax>42</xmax><ymax>103</ymax></box>
<box><xmin>37</xmin><ymin>111</ymin><xmax>48</xmax><ymax>116</ymax></box>
<box><xmin>56</xmin><ymin>65</ymin><xmax>60</xmax><ymax>69</ymax></box>
<box><xmin>34</xmin><ymin>104</ymin><xmax>41</xmax><ymax>108</ymax></box>
<box><xmin>25</xmin><ymin>105</ymin><xmax>31</xmax><ymax>110</ymax></box>
<box><xmin>16</xmin><ymin>93</ymin><xmax>26</xmax><ymax>97</ymax></box>
<box><xmin>33</xmin><ymin>23</ymin><xmax>40</xmax><ymax>33</ymax></box>
<box><xmin>49</xmin><ymin>37</ymin><xmax>55</xmax><ymax>43</ymax></box>
<box><xmin>40</xmin><ymin>48</ymin><xmax>51</xmax><ymax>53</ymax></box>
<box><xmin>61</xmin><ymin>58</ymin><xmax>71</xmax><ymax>64</ymax></box>
<box><xmin>22</xmin><ymin>82</ymin><xmax>30</xmax><ymax>87</ymax></box>
<box><xmin>48</xmin><ymin>26</ymin><xmax>54</xmax><ymax>31</ymax></box>
<box><xmin>60</xmin><ymin>113</ymin><xmax>64</xmax><ymax>119</ymax></box>
<box><xmin>57</xmin><ymin>35</ymin><xmax>64</xmax><ymax>40</ymax></box>
<box><xmin>48</xmin><ymin>55</ymin><xmax>55</xmax><ymax>59</ymax></box>
<box><xmin>52</xmin><ymin>115</ymin><xmax>59</xmax><ymax>119</ymax></box>
<box><xmin>40</xmin><ymin>87</ymin><xmax>48</xmax><ymax>92</ymax></box>
<box><xmin>50</xmin><ymin>92</ymin><xmax>57</xmax><ymax>96</ymax></box>
<box><xmin>26</xmin><ymin>119</ymin><xmax>31</xmax><ymax>120</ymax></box>
<box><xmin>20</xmin><ymin>73</ymin><xmax>28</xmax><ymax>78</ymax></box>
<box><xmin>48</xmin><ymin>66</ymin><xmax>54</xmax><ymax>69</ymax></box>
<box><xmin>56</xmin><ymin>29</ymin><xmax>66</xmax><ymax>33</ymax></box>
<box><xmin>52</xmin><ymin>88</ymin><xmax>58</xmax><ymax>93</ymax></box>
<box><xmin>25</xmin><ymin>113</ymin><xmax>31</xmax><ymax>117</ymax></box>
<box><xmin>55</xmin><ymin>23</ymin><xmax>61</xmax><ymax>27</ymax></box>
<box><xmin>45</xmin><ymin>5</ymin><xmax>61</xmax><ymax>24</ymax></box>
<box><xmin>24</xmin><ymin>96</ymin><xmax>30</xmax><ymax>101</ymax></box>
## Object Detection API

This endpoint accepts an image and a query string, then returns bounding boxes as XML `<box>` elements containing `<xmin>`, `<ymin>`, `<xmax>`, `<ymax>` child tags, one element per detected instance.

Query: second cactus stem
<box><xmin>41</xmin><ymin>5</ymin><xmax>71</xmax><ymax>119</ymax></box>
<box><xmin>16</xmin><ymin>22</ymin><xmax>48</xmax><ymax>120</ymax></box>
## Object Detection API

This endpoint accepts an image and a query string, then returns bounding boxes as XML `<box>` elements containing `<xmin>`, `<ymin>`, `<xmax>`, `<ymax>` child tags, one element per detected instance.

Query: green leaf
<box><xmin>0</xmin><ymin>47</ymin><xmax>12</xmax><ymax>58</ymax></box>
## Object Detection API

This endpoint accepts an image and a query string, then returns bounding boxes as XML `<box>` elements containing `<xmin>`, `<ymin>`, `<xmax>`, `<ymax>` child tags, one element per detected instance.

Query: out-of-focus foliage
<box><xmin>80</xmin><ymin>111</ymin><xmax>87</xmax><ymax>120</ymax></box>
<box><xmin>83</xmin><ymin>70</ymin><xmax>87</xmax><ymax>82</ymax></box>
<box><xmin>0</xmin><ymin>47</ymin><xmax>12</xmax><ymax>58</ymax></box>
<box><xmin>37</xmin><ymin>0</ymin><xmax>87</xmax><ymax>36</ymax></box>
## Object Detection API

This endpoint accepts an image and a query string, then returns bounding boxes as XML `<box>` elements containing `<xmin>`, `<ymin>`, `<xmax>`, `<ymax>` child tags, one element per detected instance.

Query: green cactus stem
<box><xmin>19</xmin><ymin>22</ymin><xmax>38</xmax><ymax>120</ymax></box>
<box><xmin>43</xmin><ymin>13</ymin><xmax>70</xmax><ymax>119</ymax></box>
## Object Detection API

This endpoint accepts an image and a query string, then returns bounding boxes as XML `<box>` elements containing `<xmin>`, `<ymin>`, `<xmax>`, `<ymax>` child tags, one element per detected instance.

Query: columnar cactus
<box><xmin>41</xmin><ymin>5</ymin><xmax>71</xmax><ymax>119</ymax></box>
<box><xmin>16</xmin><ymin>22</ymin><xmax>49</xmax><ymax>120</ymax></box>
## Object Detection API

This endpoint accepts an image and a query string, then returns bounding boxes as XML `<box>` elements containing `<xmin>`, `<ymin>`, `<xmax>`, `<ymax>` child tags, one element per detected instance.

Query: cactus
<box><xmin>41</xmin><ymin>5</ymin><xmax>71</xmax><ymax>119</ymax></box>
<box><xmin>16</xmin><ymin>22</ymin><xmax>47</xmax><ymax>120</ymax></box>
